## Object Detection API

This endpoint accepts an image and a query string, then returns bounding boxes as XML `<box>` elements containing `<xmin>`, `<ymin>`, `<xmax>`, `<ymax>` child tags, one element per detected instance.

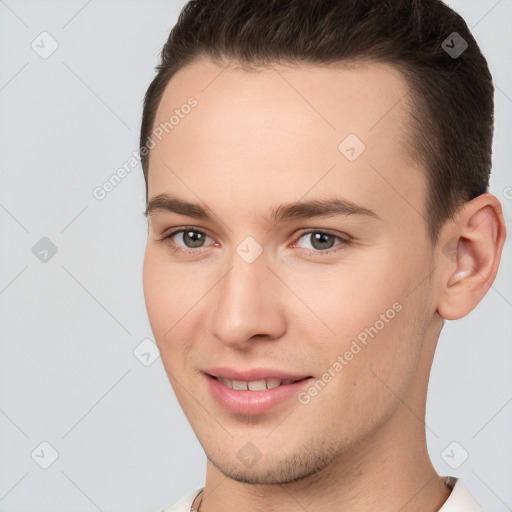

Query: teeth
<box><xmin>247</xmin><ymin>379</ymin><xmax>267</xmax><ymax>391</ymax></box>
<box><xmin>266</xmin><ymin>378</ymin><xmax>281</xmax><ymax>389</ymax></box>
<box><xmin>232</xmin><ymin>380</ymin><xmax>248</xmax><ymax>390</ymax></box>
<box><xmin>216</xmin><ymin>376</ymin><xmax>298</xmax><ymax>390</ymax></box>
<box><xmin>218</xmin><ymin>377</ymin><xmax>232</xmax><ymax>388</ymax></box>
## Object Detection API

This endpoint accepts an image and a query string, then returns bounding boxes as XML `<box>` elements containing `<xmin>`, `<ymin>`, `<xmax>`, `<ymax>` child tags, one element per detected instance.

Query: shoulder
<box><xmin>438</xmin><ymin>476</ymin><xmax>486</xmax><ymax>512</ymax></box>
<box><xmin>158</xmin><ymin>488</ymin><xmax>203</xmax><ymax>512</ymax></box>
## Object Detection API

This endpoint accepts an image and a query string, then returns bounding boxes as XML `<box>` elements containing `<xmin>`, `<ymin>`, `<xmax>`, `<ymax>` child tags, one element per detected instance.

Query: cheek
<box><xmin>142</xmin><ymin>248</ymin><xmax>213</xmax><ymax>380</ymax></box>
<box><xmin>142</xmin><ymin>248</ymin><xmax>194</xmax><ymax>357</ymax></box>
<box><xmin>300</xmin><ymin>300</ymin><xmax>424</xmax><ymax>439</ymax></box>
<box><xmin>143</xmin><ymin>248</ymin><xmax>201</xmax><ymax>333</ymax></box>
<box><xmin>143</xmin><ymin>251</ymin><xmax>172</xmax><ymax>336</ymax></box>
<box><xmin>279</xmin><ymin>258</ymin><xmax>403</xmax><ymax>346</ymax></box>
<box><xmin>291</xmin><ymin>254</ymin><xmax>426</xmax><ymax>396</ymax></box>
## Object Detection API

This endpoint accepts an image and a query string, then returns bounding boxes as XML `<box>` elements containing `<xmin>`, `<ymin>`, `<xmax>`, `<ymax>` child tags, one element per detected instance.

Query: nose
<box><xmin>209</xmin><ymin>252</ymin><xmax>287</xmax><ymax>349</ymax></box>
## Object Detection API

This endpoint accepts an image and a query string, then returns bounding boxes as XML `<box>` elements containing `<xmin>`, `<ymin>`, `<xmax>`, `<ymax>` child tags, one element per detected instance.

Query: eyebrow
<box><xmin>144</xmin><ymin>193</ymin><xmax>380</xmax><ymax>223</ymax></box>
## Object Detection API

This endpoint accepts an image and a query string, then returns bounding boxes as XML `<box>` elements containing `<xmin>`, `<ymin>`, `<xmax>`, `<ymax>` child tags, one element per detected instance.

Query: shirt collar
<box><xmin>438</xmin><ymin>476</ymin><xmax>486</xmax><ymax>511</ymax></box>
<box><xmin>165</xmin><ymin>476</ymin><xmax>486</xmax><ymax>512</ymax></box>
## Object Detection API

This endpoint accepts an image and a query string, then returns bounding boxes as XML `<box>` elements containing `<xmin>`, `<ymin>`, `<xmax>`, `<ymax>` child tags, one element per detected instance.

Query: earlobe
<box><xmin>436</xmin><ymin>194</ymin><xmax>507</xmax><ymax>320</ymax></box>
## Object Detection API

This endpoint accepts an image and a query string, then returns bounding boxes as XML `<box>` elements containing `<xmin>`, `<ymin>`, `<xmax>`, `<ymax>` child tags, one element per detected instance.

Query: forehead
<box><xmin>152</xmin><ymin>57</ymin><xmax>413</xmax><ymax>148</ymax></box>
<box><xmin>147</xmin><ymin>57</ymin><xmax>426</xmax><ymax>230</ymax></box>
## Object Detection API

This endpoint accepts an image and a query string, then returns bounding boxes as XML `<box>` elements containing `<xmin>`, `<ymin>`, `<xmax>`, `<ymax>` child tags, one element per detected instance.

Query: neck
<box><xmin>200</xmin><ymin>419</ymin><xmax>450</xmax><ymax>512</ymax></box>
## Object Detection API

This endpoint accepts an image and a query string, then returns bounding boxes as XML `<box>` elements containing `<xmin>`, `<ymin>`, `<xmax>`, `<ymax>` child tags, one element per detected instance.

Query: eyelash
<box><xmin>157</xmin><ymin>226</ymin><xmax>353</xmax><ymax>256</ymax></box>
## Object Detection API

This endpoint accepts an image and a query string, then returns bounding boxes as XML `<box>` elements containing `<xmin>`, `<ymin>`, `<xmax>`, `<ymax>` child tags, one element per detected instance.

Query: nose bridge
<box><xmin>209</xmin><ymin>246</ymin><xmax>286</xmax><ymax>346</ymax></box>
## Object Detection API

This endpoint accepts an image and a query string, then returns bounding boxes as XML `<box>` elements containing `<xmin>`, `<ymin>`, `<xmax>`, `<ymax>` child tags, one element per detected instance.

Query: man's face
<box><xmin>143</xmin><ymin>57</ymin><xmax>438</xmax><ymax>483</ymax></box>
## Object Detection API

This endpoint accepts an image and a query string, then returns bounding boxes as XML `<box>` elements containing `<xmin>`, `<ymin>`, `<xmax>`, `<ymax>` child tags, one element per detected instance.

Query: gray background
<box><xmin>0</xmin><ymin>1</ymin><xmax>511</xmax><ymax>511</ymax></box>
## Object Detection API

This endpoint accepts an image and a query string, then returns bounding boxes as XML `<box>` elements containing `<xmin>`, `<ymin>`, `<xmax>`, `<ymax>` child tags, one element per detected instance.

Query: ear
<box><xmin>436</xmin><ymin>193</ymin><xmax>507</xmax><ymax>320</ymax></box>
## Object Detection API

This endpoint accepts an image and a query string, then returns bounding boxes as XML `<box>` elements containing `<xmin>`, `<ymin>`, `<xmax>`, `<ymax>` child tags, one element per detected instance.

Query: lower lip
<box><xmin>205</xmin><ymin>374</ymin><xmax>314</xmax><ymax>415</ymax></box>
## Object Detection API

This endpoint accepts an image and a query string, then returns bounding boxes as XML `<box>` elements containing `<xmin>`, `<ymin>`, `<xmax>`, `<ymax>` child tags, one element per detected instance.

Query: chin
<box><xmin>206</xmin><ymin>444</ymin><xmax>338</xmax><ymax>485</ymax></box>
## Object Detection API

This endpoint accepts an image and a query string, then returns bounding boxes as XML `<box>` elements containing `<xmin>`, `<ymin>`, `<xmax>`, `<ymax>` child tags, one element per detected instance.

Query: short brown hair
<box><xmin>139</xmin><ymin>0</ymin><xmax>494</xmax><ymax>243</ymax></box>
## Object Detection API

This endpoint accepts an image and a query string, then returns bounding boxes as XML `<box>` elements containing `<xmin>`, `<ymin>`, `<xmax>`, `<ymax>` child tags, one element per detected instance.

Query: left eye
<box><xmin>293</xmin><ymin>231</ymin><xmax>348</xmax><ymax>252</ymax></box>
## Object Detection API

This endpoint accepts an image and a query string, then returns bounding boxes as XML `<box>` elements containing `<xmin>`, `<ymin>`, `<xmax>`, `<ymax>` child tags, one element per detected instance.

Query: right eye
<box><xmin>158</xmin><ymin>227</ymin><xmax>216</xmax><ymax>253</ymax></box>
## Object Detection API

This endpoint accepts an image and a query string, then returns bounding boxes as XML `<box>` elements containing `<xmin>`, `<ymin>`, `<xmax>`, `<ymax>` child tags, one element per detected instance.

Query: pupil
<box><xmin>311</xmin><ymin>233</ymin><xmax>334</xmax><ymax>250</ymax></box>
<box><xmin>184</xmin><ymin>231</ymin><xmax>204</xmax><ymax>248</ymax></box>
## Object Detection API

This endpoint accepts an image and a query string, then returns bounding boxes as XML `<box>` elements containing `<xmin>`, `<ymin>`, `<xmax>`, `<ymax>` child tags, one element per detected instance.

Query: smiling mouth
<box><xmin>205</xmin><ymin>372</ymin><xmax>315</xmax><ymax>415</ymax></box>
<box><xmin>209</xmin><ymin>375</ymin><xmax>312</xmax><ymax>391</ymax></box>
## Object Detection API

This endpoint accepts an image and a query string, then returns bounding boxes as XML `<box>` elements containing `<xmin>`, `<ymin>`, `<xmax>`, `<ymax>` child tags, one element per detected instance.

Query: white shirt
<box><xmin>159</xmin><ymin>476</ymin><xmax>485</xmax><ymax>512</ymax></box>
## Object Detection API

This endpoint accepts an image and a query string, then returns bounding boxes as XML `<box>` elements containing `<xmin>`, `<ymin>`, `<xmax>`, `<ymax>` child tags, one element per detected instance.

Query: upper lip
<box><xmin>203</xmin><ymin>367</ymin><xmax>312</xmax><ymax>382</ymax></box>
